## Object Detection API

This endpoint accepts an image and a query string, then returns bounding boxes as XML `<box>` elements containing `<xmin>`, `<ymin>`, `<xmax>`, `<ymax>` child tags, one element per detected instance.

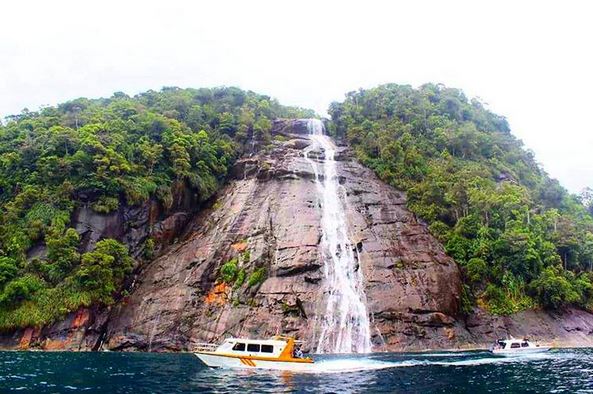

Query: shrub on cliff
<box><xmin>247</xmin><ymin>267</ymin><xmax>267</xmax><ymax>288</ymax></box>
<box><xmin>220</xmin><ymin>258</ymin><xmax>239</xmax><ymax>283</ymax></box>
<box><xmin>0</xmin><ymin>275</ymin><xmax>43</xmax><ymax>306</ymax></box>
<box><xmin>0</xmin><ymin>257</ymin><xmax>18</xmax><ymax>286</ymax></box>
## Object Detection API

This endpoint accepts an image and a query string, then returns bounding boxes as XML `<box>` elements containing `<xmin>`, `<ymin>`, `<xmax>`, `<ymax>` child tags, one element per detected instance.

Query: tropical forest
<box><xmin>0</xmin><ymin>83</ymin><xmax>592</xmax><ymax>333</ymax></box>
<box><xmin>328</xmin><ymin>83</ymin><xmax>593</xmax><ymax>314</ymax></box>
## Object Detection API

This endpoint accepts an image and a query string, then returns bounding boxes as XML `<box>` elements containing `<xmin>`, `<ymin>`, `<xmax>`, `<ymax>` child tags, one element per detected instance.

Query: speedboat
<box><xmin>489</xmin><ymin>337</ymin><xmax>551</xmax><ymax>355</ymax></box>
<box><xmin>194</xmin><ymin>335</ymin><xmax>315</xmax><ymax>371</ymax></box>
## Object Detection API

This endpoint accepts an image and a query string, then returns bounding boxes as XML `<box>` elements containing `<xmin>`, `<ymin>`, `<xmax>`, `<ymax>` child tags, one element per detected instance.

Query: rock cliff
<box><xmin>100</xmin><ymin>120</ymin><xmax>465</xmax><ymax>352</ymax></box>
<box><xmin>2</xmin><ymin>119</ymin><xmax>593</xmax><ymax>352</ymax></box>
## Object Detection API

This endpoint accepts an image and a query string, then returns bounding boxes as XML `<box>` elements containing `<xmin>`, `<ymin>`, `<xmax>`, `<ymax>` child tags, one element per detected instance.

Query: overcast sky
<box><xmin>1</xmin><ymin>0</ymin><xmax>591</xmax><ymax>193</ymax></box>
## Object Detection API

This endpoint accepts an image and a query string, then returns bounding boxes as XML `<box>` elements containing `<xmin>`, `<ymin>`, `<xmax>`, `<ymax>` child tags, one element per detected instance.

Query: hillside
<box><xmin>1</xmin><ymin>84</ymin><xmax>592</xmax><ymax>352</ymax></box>
<box><xmin>328</xmin><ymin>83</ymin><xmax>593</xmax><ymax>315</ymax></box>
<box><xmin>0</xmin><ymin>87</ymin><xmax>313</xmax><ymax>330</ymax></box>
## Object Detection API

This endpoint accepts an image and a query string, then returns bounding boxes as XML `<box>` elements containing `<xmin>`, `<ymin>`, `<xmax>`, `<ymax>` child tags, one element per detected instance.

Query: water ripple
<box><xmin>0</xmin><ymin>349</ymin><xmax>592</xmax><ymax>393</ymax></box>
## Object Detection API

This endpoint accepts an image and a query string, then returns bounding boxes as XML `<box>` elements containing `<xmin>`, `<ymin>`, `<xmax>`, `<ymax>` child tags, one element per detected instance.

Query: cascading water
<box><xmin>303</xmin><ymin>119</ymin><xmax>372</xmax><ymax>354</ymax></box>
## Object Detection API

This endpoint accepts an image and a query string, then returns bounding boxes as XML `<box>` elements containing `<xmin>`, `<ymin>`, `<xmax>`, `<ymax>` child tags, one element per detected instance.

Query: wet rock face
<box><xmin>271</xmin><ymin>119</ymin><xmax>312</xmax><ymax>136</ymax></box>
<box><xmin>71</xmin><ymin>182</ymin><xmax>198</xmax><ymax>258</ymax></box>
<box><xmin>93</xmin><ymin>132</ymin><xmax>464</xmax><ymax>352</ymax></box>
<box><xmin>103</xmin><ymin>136</ymin><xmax>325</xmax><ymax>351</ymax></box>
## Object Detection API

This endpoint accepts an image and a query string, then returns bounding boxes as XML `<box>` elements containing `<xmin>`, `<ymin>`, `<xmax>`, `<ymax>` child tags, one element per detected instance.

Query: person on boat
<box><xmin>294</xmin><ymin>344</ymin><xmax>304</xmax><ymax>359</ymax></box>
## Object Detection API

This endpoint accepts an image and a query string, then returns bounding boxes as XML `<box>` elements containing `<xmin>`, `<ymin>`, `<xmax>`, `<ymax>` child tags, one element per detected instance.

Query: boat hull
<box><xmin>491</xmin><ymin>346</ymin><xmax>551</xmax><ymax>356</ymax></box>
<box><xmin>194</xmin><ymin>352</ymin><xmax>316</xmax><ymax>371</ymax></box>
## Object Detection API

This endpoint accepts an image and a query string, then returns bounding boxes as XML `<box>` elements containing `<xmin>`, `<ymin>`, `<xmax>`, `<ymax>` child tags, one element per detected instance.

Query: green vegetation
<box><xmin>0</xmin><ymin>239</ymin><xmax>132</xmax><ymax>330</ymax></box>
<box><xmin>142</xmin><ymin>238</ymin><xmax>155</xmax><ymax>260</ymax></box>
<box><xmin>2</xmin><ymin>81</ymin><xmax>590</xmax><ymax>328</ymax></box>
<box><xmin>241</xmin><ymin>250</ymin><xmax>251</xmax><ymax>263</ymax></box>
<box><xmin>219</xmin><ymin>247</ymin><xmax>253</xmax><ymax>290</ymax></box>
<box><xmin>233</xmin><ymin>269</ymin><xmax>246</xmax><ymax>289</ymax></box>
<box><xmin>247</xmin><ymin>267</ymin><xmax>267</xmax><ymax>288</ymax></box>
<box><xmin>0</xmin><ymin>87</ymin><xmax>313</xmax><ymax>330</ymax></box>
<box><xmin>329</xmin><ymin>83</ymin><xmax>593</xmax><ymax>314</ymax></box>
<box><xmin>219</xmin><ymin>258</ymin><xmax>239</xmax><ymax>283</ymax></box>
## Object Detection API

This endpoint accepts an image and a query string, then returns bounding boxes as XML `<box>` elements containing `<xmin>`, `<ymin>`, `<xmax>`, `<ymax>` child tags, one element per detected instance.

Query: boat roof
<box><xmin>222</xmin><ymin>336</ymin><xmax>299</xmax><ymax>345</ymax></box>
<box><xmin>498</xmin><ymin>337</ymin><xmax>531</xmax><ymax>342</ymax></box>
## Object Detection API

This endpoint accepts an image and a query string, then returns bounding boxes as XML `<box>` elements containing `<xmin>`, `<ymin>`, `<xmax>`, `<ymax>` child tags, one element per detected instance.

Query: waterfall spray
<box><xmin>304</xmin><ymin>119</ymin><xmax>372</xmax><ymax>354</ymax></box>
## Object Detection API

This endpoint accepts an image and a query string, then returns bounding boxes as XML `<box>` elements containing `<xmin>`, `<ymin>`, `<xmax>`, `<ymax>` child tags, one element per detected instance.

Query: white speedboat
<box><xmin>490</xmin><ymin>337</ymin><xmax>551</xmax><ymax>355</ymax></box>
<box><xmin>194</xmin><ymin>335</ymin><xmax>315</xmax><ymax>371</ymax></box>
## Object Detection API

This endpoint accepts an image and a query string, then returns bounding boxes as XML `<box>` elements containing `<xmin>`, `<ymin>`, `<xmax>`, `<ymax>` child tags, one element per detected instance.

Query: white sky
<box><xmin>1</xmin><ymin>0</ymin><xmax>591</xmax><ymax>193</ymax></box>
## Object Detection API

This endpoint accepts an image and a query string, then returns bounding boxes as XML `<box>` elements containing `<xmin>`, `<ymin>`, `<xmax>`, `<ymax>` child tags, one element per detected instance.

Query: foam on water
<box><xmin>409</xmin><ymin>351</ymin><xmax>480</xmax><ymax>357</ymax></box>
<box><xmin>303</xmin><ymin>351</ymin><xmax>557</xmax><ymax>374</ymax></box>
<box><xmin>309</xmin><ymin>359</ymin><xmax>400</xmax><ymax>374</ymax></box>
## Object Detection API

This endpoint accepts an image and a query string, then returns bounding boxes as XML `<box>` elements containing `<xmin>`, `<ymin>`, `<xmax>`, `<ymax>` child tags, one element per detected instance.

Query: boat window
<box><xmin>232</xmin><ymin>342</ymin><xmax>246</xmax><ymax>351</ymax></box>
<box><xmin>510</xmin><ymin>343</ymin><xmax>521</xmax><ymax>348</ymax></box>
<box><xmin>247</xmin><ymin>343</ymin><xmax>260</xmax><ymax>352</ymax></box>
<box><xmin>261</xmin><ymin>345</ymin><xmax>274</xmax><ymax>353</ymax></box>
<box><xmin>521</xmin><ymin>342</ymin><xmax>529</xmax><ymax>347</ymax></box>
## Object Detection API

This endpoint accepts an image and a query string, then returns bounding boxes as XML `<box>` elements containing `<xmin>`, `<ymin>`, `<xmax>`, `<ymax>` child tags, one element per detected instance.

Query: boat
<box><xmin>194</xmin><ymin>335</ymin><xmax>315</xmax><ymax>371</ymax></box>
<box><xmin>489</xmin><ymin>337</ymin><xmax>551</xmax><ymax>355</ymax></box>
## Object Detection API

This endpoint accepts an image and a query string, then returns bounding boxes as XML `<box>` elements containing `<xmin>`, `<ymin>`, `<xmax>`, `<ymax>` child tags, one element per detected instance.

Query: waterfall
<box><xmin>304</xmin><ymin>119</ymin><xmax>372</xmax><ymax>354</ymax></box>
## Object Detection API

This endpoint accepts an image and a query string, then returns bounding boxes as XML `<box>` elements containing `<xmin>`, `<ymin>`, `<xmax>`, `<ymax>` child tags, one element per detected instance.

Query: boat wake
<box><xmin>409</xmin><ymin>351</ymin><xmax>477</xmax><ymax>357</ymax></box>
<box><xmin>430</xmin><ymin>352</ymin><xmax>554</xmax><ymax>366</ymax></box>
<box><xmin>301</xmin><ymin>351</ymin><xmax>556</xmax><ymax>374</ymax></box>
<box><xmin>309</xmin><ymin>358</ymin><xmax>402</xmax><ymax>374</ymax></box>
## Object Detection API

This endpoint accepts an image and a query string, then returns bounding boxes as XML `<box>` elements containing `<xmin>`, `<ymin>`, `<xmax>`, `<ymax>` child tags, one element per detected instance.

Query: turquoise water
<box><xmin>1</xmin><ymin>348</ymin><xmax>593</xmax><ymax>393</ymax></box>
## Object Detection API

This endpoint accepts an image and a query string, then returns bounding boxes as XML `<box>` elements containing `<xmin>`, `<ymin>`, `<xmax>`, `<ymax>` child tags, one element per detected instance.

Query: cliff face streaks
<box><xmin>96</xmin><ymin>119</ymin><xmax>458</xmax><ymax>352</ymax></box>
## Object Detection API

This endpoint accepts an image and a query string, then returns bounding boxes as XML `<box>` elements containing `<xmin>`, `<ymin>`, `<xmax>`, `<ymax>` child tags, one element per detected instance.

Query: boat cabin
<box><xmin>194</xmin><ymin>335</ymin><xmax>314</xmax><ymax>369</ymax></box>
<box><xmin>214</xmin><ymin>336</ymin><xmax>308</xmax><ymax>361</ymax></box>
<box><xmin>495</xmin><ymin>338</ymin><xmax>532</xmax><ymax>350</ymax></box>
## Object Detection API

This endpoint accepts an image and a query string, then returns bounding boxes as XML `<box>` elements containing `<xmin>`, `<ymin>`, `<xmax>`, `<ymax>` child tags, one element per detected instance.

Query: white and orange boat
<box><xmin>194</xmin><ymin>336</ymin><xmax>315</xmax><ymax>371</ymax></box>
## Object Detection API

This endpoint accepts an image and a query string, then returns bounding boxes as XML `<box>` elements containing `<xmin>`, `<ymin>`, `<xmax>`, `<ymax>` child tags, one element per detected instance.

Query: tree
<box><xmin>581</xmin><ymin>187</ymin><xmax>593</xmax><ymax>216</ymax></box>
<box><xmin>530</xmin><ymin>266</ymin><xmax>579</xmax><ymax>309</ymax></box>
<box><xmin>0</xmin><ymin>257</ymin><xmax>18</xmax><ymax>287</ymax></box>
<box><xmin>583</xmin><ymin>233</ymin><xmax>593</xmax><ymax>271</ymax></box>
<box><xmin>218</xmin><ymin>112</ymin><xmax>236</xmax><ymax>135</ymax></box>
<box><xmin>253</xmin><ymin>116</ymin><xmax>272</xmax><ymax>143</ymax></box>
<box><xmin>75</xmin><ymin>239</ymin><xmax>133</xmax><ymax>304</ymax></box>
<box><xmin>0</xmin><ymin>275</ymin><xmax>43</xmax><ymax>306</ymax></box>
<box><xmin>45</xmin><ymin>228</ymin><xmax>81</xmax><ymax>283</ymax></box>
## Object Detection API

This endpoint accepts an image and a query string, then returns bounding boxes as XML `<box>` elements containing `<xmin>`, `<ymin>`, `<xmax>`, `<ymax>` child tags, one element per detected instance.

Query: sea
<box><xmin>1</xmin><ymin>348</ymin><xmax>593</xmax><ymax>393</ymax></box>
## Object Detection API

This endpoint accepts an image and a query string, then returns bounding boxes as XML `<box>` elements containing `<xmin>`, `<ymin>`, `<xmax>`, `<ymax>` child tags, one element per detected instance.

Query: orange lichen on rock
<box><xmin>72</xmin><ymin>308</ymin><xmax>90</xmax><ymax>329</ymax></box>
<box><xmin>230</xmin><ymin>242</ymin><xmax>248</xmax><ymax>253</ymax></box>
<box><xmin>19</xmin><ymin>327</ymin><xmax>36</xmax><ymax>349</ymax></box>
<box><xmin>445</xmin><ymin>327</ymin><xmax>456</xmax><ymax>340</ymax></box>
<box><xmin>44</xmin><ymin>338</ymin><xmax>68</xmax><ymax>350</ymax></box>
<box><xmin>205</xmin><ymin>282</ymin><xmax>230</xmax><ymax>305</ymax></box>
